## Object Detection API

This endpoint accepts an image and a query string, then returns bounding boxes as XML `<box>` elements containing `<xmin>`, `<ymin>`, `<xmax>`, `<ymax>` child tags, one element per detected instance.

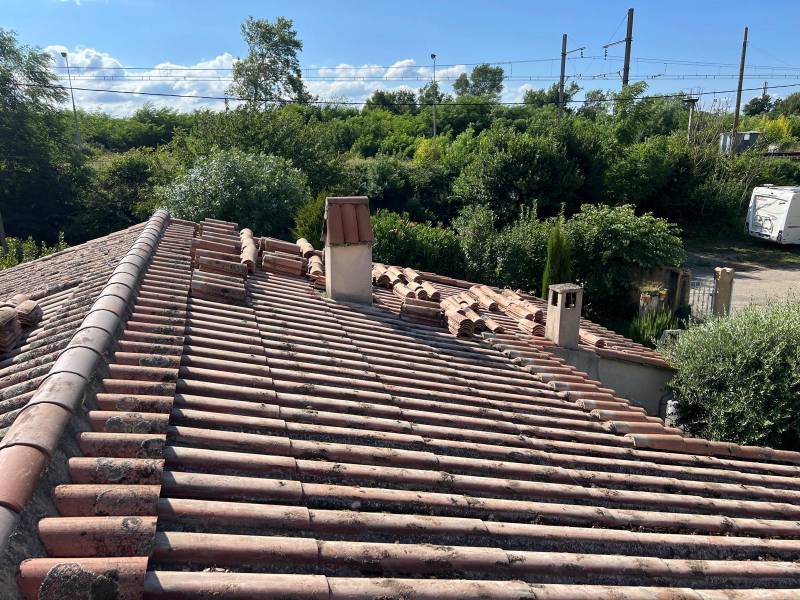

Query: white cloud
<box><xmin>44</xmin><ymin>46</ymin><xmax>470</xmax><ymax>115</ymax></box>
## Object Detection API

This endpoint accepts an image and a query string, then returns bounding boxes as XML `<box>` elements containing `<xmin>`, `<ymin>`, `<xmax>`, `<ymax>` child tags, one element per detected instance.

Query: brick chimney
<box><xmin>545</xmin><ymin>283</ymin><xmax>583</xmax><ymax>349</ymax></box>
<box><xmin>323</xmin><ymin>196</ymin><xmax>374</xmax><ymax>303</ymax></box>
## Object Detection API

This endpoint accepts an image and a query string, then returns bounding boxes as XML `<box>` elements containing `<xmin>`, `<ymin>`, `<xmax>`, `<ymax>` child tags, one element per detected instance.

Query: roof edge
<box><xmin>0</xmin><ymin>209</ymin><xmax>170</xmax><ymax>552</ymax></box>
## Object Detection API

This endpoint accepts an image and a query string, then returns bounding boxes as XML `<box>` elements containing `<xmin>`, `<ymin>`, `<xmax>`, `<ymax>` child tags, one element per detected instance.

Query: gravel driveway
<box><xmin>686</xmin><ymin>240</ymin><xmax>800</xmax><ymax>313</ymax></box>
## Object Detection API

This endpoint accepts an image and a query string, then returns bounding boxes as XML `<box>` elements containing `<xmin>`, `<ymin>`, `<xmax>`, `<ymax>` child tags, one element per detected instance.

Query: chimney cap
<box><xmin>549</xmin><ymin>283</ymin><xmax>583</xmax><ymax>293</ymax></box>
<box><xmin>324</xmin><ymin>196</ymin><xmax>373</xmax><ymax>246</ymax></box>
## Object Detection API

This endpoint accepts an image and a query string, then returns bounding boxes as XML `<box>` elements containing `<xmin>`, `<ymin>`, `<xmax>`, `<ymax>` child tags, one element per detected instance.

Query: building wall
<box><xmin>548</xmin><ymin>347</ymin><xmax>674</xmax><ymax>418</ymax></box>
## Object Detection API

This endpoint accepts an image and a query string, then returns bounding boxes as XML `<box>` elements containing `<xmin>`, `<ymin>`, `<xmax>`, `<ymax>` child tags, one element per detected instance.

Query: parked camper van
<box><xmin>746</xmin><ymin>185</ymin><xmax>800</xmax><ymax>244</ymax></box>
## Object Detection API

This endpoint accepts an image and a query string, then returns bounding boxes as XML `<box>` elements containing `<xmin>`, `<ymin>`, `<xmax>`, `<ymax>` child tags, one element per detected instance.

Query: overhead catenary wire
<box><xmin>46</xmin><ymin>55</ymin><xmax>800</xmax><ymax>73</ymax></box>
<box><xmin>13</xmin><ymin>79</ymin><xmax>800</xmax><ymax>107</ymax></box>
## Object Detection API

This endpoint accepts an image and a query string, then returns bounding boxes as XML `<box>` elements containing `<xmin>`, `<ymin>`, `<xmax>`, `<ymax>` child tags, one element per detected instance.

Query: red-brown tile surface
<box><xmin>5</xmin><ymin>211</ymin><xmax>800</xmax><ymax>599</ymax></box>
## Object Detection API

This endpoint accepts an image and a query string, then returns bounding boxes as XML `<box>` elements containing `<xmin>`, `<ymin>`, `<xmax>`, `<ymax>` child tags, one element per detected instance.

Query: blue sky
<box><xmin>5</xmin><ymin>0</ymin><xmax>800</xmax><ymax>114</ymax></box>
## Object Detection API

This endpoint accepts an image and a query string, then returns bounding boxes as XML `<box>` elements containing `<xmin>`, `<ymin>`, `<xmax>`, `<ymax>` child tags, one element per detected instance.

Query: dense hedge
<box><xmin>663</xmin><ymin>302</ymin><xmax>800</xmax><ymax>450</ymax></box>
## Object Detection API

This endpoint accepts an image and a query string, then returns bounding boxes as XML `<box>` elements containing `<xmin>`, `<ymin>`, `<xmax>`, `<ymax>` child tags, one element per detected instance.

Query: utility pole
<box><xmin>762</xmin><ymin>81</ymin><xmax>768</xmax><ymax>98</ymax></box>
<box><xmin>684</xmin><ymin>97</ymin><xmax>699</xmax><ymax>143</ymax></box>
<box><xmin>431</xmin><ymin>53</ymin><xmax>437</xmax><ymax>138</ymax></box>
<box><xmin>622</xmin><ymin>8</ymin><xmax>634</xmax><ymax>87</ymax></box>
<box><xmin>60</xmin><ymin>51</ymin><xmax>81</xmax><ymax>149</ymax></box>
<box><xmin>557</xmin><ymin>36</ymin><xmax>585</xmax><ymax>122</ymax></box>
<box><xmin>730</xmin><ymin>26</ymin><xmax>748</xmax><ymax>156</ymax></box>
<box><xmin>558</xmin><ymin>34</ymin><xmax>567</xmax><ymax>122</ymax></box>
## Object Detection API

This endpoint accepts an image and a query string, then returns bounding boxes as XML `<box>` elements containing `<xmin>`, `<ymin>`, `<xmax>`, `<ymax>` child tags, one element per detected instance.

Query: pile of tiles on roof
<box><xmin>297</xmin><ymin>237</ymin><xmax>326</xmax><ymax>290</ymax></box>
<box><xmin>443</xmin><ymin>290</ymin><xmax>504</xmax><ymax>335</ymax></box>
<box><xmin>0</xmin><ymin>295</ymin><xmax>45</xmax><ymax>352</ymax></box>
<box><xmin>0</xmin><ymin>307</ymin><xmax>22</xmax><ymax>353</ymax></box>
<box><xmin>261</xmin><ymin>237</ymin><xmax>307</xmax><ymax>276</ymax></box>
<box><xmin>372</xmin><ymin>263</ymin><xmax>440</xmax><ymax>302</ymax></box>
<box><xmin>190</xmin><ymin>218</ymin><xmax>247</xmax><ymax>303</ymax></box>
<box><xmin>14</xmin><ymin>300</ymin><xmax>43</xmax><ymax>327</ymax></box>
<box><xmin>399</xmin><ymin>297</ymin><xmax>442</xmax><ymax>326</ymax></box>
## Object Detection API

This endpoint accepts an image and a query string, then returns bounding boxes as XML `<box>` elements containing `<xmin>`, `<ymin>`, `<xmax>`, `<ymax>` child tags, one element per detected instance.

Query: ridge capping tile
<box><xmin>0</xmin><ymin>209</ymin><xmax>170</xmax><ymax>552</ymax></box>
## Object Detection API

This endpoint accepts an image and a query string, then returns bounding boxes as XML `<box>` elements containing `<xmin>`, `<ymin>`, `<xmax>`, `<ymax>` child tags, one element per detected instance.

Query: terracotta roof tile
<box><xmin>4</xmin><ymin>209</ymin><xmax>800</xmax><ymax>598</ymax></box>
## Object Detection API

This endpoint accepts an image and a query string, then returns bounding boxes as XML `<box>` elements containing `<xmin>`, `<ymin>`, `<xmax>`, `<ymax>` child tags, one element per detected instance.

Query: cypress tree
<box><xmin>541</xmin><ymin>217</ymin><xmax>572</xmax><ymax>298</ymax></box>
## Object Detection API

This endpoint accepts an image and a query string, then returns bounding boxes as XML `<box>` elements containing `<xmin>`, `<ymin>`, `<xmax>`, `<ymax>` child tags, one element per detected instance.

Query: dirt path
<box><xmin>686</xmin><ymin>239</ymin><xmax>800</xmax><ymax>313</ymax></box>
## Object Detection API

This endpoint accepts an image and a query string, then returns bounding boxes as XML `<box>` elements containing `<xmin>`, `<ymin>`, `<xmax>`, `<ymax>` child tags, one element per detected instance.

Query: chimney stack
<box><xmin>323</xmin><ymin>196</ymin><xmax>374</xmax><ymax>303</ymax></box>
<box><xmin>545</xmin><ymin>283</ymin><xmax>583</xmax><ymax>349</ymax></box>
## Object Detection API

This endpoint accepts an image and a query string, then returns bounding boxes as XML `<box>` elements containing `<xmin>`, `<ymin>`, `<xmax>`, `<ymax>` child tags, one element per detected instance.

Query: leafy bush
<box><xmin>291</xmin><ymin>192</ymin><xmax>326</xmax><ymax>244</ymax></box>
<box><xmin>566</xmin><ymin>204</ymin><xmax>685</xmax><ymax>320</ymax></box>
<box><xmin>493</xmin><ymin>207</ymin><xmax>551</xmax><ymax>291</ymax></box>
<box><xmin>371</xmin><ymin>210</ymin><xmax>463</xmax><ymax>276</ymax></box>
<box><xmin>451</xmin><ymin>204</ymin><xmax>498</xmax><ymax>283</ymax></box>
<box><xmin>160</xmin><ymin>147</ymin><xmax>309</xmax><ymax>238</ymax></box>
<box><xmin>629</xmin><ymin>308</ymin><xmax>678</xmax><ymax>348</ymax></box>
<box><xmin>0</xmin><ymin>233</ymin><xmax>67</xmax><ymax>270</ymax></box>
<box><xmin>663</xmin><ymin>302</ymin><xmax>800</xmax><ymax>450</ymax></box>
<box><xmin>541</xmin><ymin>216</ymin><xmax>571</xmax><ymax>297</ymax></box>
<box><xmin>68</xmin><ymin>148</ymin><xmax>177</xmax><ymax>242</ymax></box>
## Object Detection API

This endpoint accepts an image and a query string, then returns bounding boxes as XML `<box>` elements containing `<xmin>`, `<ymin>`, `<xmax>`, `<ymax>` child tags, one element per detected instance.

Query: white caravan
<box><xmin>746</xmin><ymin>185</ymin><xmax>800</xmax><ymax>245</ymax></box>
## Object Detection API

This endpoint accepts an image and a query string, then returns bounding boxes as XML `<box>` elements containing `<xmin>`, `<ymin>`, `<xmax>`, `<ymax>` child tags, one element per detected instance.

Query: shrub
<box><xmin>541</xmin><ymin>216</ymin><xmax>571</xmax><ymax>298</ymax></box>
<box><xmin>494</xmin><ymin>207</ymin><xmax>552</xmax><ymax>292</ymax></box>
<box><xmin>566</xmin><ymin>204</ymin><xmax>685</xmax><ymax>321</ymax></box>
<box><xmin>0</xmin><ymin>233</ymin><xmax>67</xmax><ymax>270</ymax></box>
<box><xmin>291</xmin><ymin>192</ymin><xmax>326</xmax><ymax>244</ymax></box>
<box><xmin>451</xmin><ymin>204</ymin><xmax>498</xmax><ymax>283</ymax></box>
<box><xmin>371</xmin><ymin>210</ymin><xmax>463</xmax><ymax>276</ymax></box>
<box><xmin>663</xmin><ymin>302</ymin><xmax>800</xmax><ymax>450</ymax></box>
<box><xmin>629</xmin><ymin>308</ymin><xmax>678</xmax><ymax>348</ymax></box>
<box><xmin>160</xmin><ymin>147</ymin><xmax>309</xmax><ymax>238</ymax></box>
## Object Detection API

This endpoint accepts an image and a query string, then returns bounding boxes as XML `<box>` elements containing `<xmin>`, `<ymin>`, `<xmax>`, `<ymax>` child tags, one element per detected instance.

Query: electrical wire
<box><xmin>13</xmin><ymin>80</ymin><xmax>800</xmax><ymax>106</ymax></box>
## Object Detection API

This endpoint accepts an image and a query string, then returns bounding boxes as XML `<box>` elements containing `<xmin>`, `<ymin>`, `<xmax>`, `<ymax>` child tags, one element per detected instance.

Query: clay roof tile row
<box><xmin>3</xmin><ymin>210</ymin><xmax>800</xmax><ymax>598</ymax></box>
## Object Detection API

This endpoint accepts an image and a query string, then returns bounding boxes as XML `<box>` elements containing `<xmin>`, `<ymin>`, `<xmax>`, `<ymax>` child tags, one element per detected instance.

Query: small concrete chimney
<box><xmin>545</xmin><ymin>283</ymin><xmax>583</xmax><ymax>349</ymax></box>
<box><xmin>323</xmin><ymin>196</ymin><xmax>374</xmax><ymax>303</ymax></box>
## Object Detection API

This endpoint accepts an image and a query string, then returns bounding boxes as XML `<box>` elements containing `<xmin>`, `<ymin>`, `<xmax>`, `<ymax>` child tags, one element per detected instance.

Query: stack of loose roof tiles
<box><xmin>190</xmin><ymin>218</ymin><xmax>247</xmax><ymax>304</ymax></box>
<box><xmin>373</xmin><ymin>263</ymin><xmax>439</xmax><ymax>303</ymax></box>
<box><xmin>5</xmin><ymin>210</ymin><xmax>800</xmax><ymax>599</ymax></box>
<box><xmin>261</xmin><ymin>237</ymin><xmax>307</xmax><ymax>276</ymax></box>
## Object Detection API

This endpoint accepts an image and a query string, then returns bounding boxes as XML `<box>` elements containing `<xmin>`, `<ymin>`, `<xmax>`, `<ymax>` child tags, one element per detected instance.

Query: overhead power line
<box><xmin>13</xmin><ymin>80</ymin><xmax>800</xmax><ymax>107</ymax></box>
<box><xmin>47</xmin><ymin>55</ymin><xmax>800</xmax><ymax>73</ymax></box>
<box><xmin>52</xmin><ymin>73</ymin><xmax>800</xmax><ymax>83</ymax></box>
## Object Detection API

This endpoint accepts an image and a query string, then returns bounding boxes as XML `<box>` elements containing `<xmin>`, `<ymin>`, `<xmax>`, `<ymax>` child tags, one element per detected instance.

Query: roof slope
<box><xmin>3</xmin><ymin>211</ymin><xmax>800</xmax><ymax>599</ymax></box>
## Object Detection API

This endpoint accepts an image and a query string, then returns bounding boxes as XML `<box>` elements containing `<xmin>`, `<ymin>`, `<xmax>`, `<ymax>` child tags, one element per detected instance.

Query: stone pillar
<box><xmin>712</xmin><ymin>267</ymin><xmax>735</xmax><ymax>316</ymax></box>
<box><xmin>545</xmin><ymin>283</ymin><xmax>583</xmax><ymax>349</ymax></box>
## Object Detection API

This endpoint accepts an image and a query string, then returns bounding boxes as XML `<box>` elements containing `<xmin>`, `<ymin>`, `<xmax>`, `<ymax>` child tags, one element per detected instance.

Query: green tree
<box><xmin>364</xmin><ymin>89</ymin><xmax>418</xmax><ymax>114</ymax></box>
<box><xmin>565</xmin><ymin>204</ymin><xmax>685</xmax><ymax>320</ymax></box>
<box><xmin>523</xmin><ymin>82</ymin><xmax>579</xmax><ymax>109</ymax></box>
<box><xmin>743</xmin><ymin>94</ymin><xmax>773</xmax><ymax>117</ymax></box>
<box><xmin>453</xmin><ymin>64</ymin><xmax>504</xmax><ymax>99</ymax></box>
<box><xmin>227</xmin><ymin>16</ymin><xmax>310</xmax><ymax>107</ymax></box>
<box><xmin>160</xmin><ymin>147</ymin><xmax>309</xmax><ymax>237</ymax></box>
<box><xmin>0</xmin><ymin>28</ymin><xmax>81</xmax><ymax>244</ymax></box>
<box><xmin>541</xmin><ymin>215</ymin><xmax>571</xmax><ymax>298</ymax></box>
<box><xmin>772</xmin><ymin>92</ymin><xmax>800</xmax><ymax>116</ymax></box>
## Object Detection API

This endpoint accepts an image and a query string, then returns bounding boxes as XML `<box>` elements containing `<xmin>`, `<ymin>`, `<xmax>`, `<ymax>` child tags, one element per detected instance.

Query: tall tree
<box><xmin>364</xmin><ymin>89</ymin><xmax>418</xmax><ymax>114</ymax></box>
<box><xmin>227</xmin><ymin>16</ymin><xmax>311</xmax><ymax>107</ymax></box>
<box><xmin>772</xmin><ymin>92</ymin><xmax>800</xmax><ymax>117</ymax></box>
<box><xmin>453</xmin><ymin>64</ymin><xmax>504</xmax><ymax>99</ymax></box>
<box><xmin>743</xmin><ymin>94</ymin><xmax>773</xmax><ymax>117</ymax></box>
<box><xmin>541</xmin><ymin>216</ymin><xmax>571</xmax><ymax>298</ymax></box>
<box><xmin>0</xmin><ymin>28</ymin><xmax>79</xmax><ymax>244</ymax></box>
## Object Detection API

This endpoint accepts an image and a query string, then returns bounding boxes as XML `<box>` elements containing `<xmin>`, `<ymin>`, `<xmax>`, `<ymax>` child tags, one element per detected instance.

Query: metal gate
<box><xmin>688</xmin><ymin>279</ymin><xmax>714</xmax><ymax>319</ymax></box>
